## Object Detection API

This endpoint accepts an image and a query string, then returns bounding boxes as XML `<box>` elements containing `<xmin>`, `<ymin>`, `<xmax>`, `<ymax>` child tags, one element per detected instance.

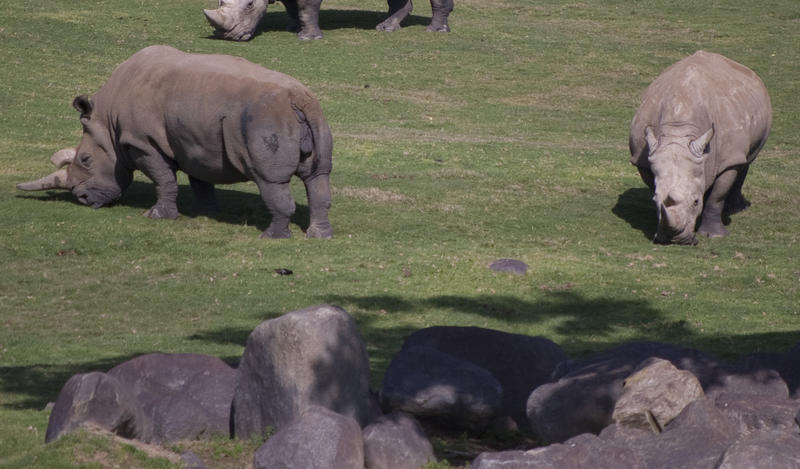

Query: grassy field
<box><xmin>1</xmin><ymin>0</ymin><xmax>799</xmax><ymax>466</ymax></box>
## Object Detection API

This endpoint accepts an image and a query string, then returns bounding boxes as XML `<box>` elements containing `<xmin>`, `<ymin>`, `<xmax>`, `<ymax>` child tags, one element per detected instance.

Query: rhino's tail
<box><xmin>294</xmin><ymin>94</ymin><xmax>332</xmax><ymax>178</ymax></box>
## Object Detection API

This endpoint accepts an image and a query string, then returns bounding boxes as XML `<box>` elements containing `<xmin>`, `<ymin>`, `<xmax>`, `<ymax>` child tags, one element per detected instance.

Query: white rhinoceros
<box><xmin>629</xmin><ymin>51</ymin><xmax>772</xmax><ymax>245</ymax></box>
<box><xmin>17</xmin><ymin>45</ymin><xmax>333</xmax><ymax>239</ymax></box>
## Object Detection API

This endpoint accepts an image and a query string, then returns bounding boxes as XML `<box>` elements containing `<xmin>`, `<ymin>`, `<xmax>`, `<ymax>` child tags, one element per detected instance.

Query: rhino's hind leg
<box><xmin>377</xmin><ymin>0</ymin><xmax>413</xmax><ymax>31</ymax></box>
<box><xmin>723</xmin><ymin>165</ymin><xmax>751</xmax><ymax>215</ymax></box>
<box><xmin>698</xmin><ymin>168</ymin><xmax>739</xmax><ymax>238</ymax></box>
<box><xmin>189</xmin><ymin>176</ymin><xmax>219</xmax><ymax>215</ymax></box>
<box><xmin>303</xmin><ymin>174</ymin><xmax>333</xmax><ymax>238</ymax></box>
<box><xmin>426</xmin><ymin>0</ymin><xmax>453</xmax><ymax>32</ymax></box>
<box><xmin>255</xmin><ymin>180</ymin><xmax>295</xmax><ymax>239</ymax></box>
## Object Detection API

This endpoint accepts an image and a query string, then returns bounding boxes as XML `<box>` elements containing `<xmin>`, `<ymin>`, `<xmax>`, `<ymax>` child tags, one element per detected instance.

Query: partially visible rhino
<box><xmin>629</xmin><ymin>51</ymin><xmax>772</xmax><ymax>245</ymax></box>
<box><xmin>204</xmin><ymin>0</ymin><xmax>453</xmax><ymax>41</ymax></box>
<box><xmin>17</xmin><ymin>45</ymin><xmax>333</xmax><ymax>239</ymax></box>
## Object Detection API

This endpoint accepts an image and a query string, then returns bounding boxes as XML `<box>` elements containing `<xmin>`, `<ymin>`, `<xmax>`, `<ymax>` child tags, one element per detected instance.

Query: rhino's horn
<box><xmin>50</xmin><ymin>148</ymin><xmax>76</xmax><ymax>168</ymax></box>
<box><xmin>16</xmin><ymin>167</ymin><xmax>71</xmax><ymax>191</ymax></box>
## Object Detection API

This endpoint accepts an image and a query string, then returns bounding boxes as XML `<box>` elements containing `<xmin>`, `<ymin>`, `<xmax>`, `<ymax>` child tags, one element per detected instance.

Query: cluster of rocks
<box><xmin>46</xmin><ymin>304</ymin><xmax>800</xmax><ymax>468</ymax></box>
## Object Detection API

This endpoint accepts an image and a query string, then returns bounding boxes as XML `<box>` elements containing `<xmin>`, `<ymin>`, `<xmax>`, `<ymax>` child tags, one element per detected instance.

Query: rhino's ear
<box><xmin>645</xmin><ymin>126</ymin><xmax>659</xmax><ymax>154</ymax></box>
<box><xmin>72</xmin><ymin>95</ymin><xmax>93</xmax><ymax>120</ymax></box>
<box><xmin>689</xmin><ymin>124</ymin><xmax>714</xmax><ymax>159</ymax></box>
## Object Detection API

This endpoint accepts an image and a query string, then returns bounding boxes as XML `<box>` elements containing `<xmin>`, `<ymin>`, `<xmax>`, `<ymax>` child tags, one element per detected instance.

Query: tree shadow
<box><xmin>612</xmin><ymin>187</ymin><xmax>656</xmax><ymax>241</ymax></box>
<box><xmin>15</xmin><ymin>181</ymin><xmax>312</xmax><ymax>236</ymax></box>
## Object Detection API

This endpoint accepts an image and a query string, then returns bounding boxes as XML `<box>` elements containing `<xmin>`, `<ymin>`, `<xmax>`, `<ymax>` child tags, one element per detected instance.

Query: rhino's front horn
<box><xmin>16</xmin><ymin>167</ymin><xmax>71</xmax><ymax>191</ymax></box>
<box><xmin>50</xmin><ymin>148</ymin><xmax>76</xmax><ymax>168</ymax></box>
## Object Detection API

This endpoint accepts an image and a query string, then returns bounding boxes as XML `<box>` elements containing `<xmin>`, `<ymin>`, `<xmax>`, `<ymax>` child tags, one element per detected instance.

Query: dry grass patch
<box><xmin>335</xmin><ymin>186</ymin><xmax>411</xmax><ymax>203</ymax></box>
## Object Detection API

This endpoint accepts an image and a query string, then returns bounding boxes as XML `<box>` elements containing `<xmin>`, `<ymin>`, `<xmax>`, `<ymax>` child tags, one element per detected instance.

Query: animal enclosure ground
<box><xmin>1</xmin><ymin>0</ymin><xmax>799</xmax><ymax>467</ymax></box>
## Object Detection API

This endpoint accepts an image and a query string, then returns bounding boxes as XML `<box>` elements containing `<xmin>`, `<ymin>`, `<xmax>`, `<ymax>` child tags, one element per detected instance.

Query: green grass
<box><xmin>1</xmin><ymin>0</ymin><xmax>799</xmax><ymax>466</ymax></box>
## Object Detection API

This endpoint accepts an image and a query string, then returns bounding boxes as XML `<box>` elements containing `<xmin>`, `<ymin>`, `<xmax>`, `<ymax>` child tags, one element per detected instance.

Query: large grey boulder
<box><xmin>611</xmin><ymin>358</ymin><xmax>704</xmax><ymax>433</ymax></box>
<box><xmin>400</xmin><ymin>326</ymin><xmax>567</xmax><ymax>430</ymax></box>
<box><xmin>381</xmin><ymin>345</ymin><xmax>502</xmax><ymax>431</ymax></box>
<box><xmin>717</xmin><ymin>430</ymin><xmax>800</xmax><ymax>468</ymax></box>
<box><xmin>526</xmin><ymin>341</ymin><xmax>723</xmax><ymax>444</ymax></box>
<box><xmin>363</xmin><ymin>412</ymin><xmax>436</xmax><ymax>469</ymax></box>
<box><xmin>253</xmin><ymin>406</ymin><xmax>364</xmax><ymax>469</ymax></box>
<box><xmin>108</xmin><ymin>353</ymin><xmax>236</xmax><ymax>443</ymax></box>
<box><xmin>232</xmin><ymin>304</ymin><xmax>374</xmax><ymax>439</ymax></box>
<box><xmin>45</xmin><ymin>372</ymin><xmax>153</xmax><ymax>443</ymax></box>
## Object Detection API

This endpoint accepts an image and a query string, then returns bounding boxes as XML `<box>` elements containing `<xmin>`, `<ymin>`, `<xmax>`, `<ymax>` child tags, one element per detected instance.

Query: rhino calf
<box><xmin>17</xmin><ymin>45</ymin><xmax>333</xmax><ymax>239</ymax></box>
<box><xmin>629</xmin><ymin>51</ymin><xmax>771</xmax><ymax>245</ymax></box>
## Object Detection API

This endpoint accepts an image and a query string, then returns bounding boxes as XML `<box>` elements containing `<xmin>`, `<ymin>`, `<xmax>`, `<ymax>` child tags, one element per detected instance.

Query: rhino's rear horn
<box><xmin>50</xmin><ymin>148</ymin><xmax>76</xmax><ymax>168</ymax></box>
<box><xmin>16</xmin><ymin>168</ymin><xmax>71</xmax><ymax>191</ymax></box>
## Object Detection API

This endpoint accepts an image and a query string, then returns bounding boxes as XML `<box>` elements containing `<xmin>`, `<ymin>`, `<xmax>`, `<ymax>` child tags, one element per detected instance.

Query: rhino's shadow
<box><xmin>16</xmin><ymin>181</ymin><xmax>311</xmax><ymax>235</ymax></box>
<box><xmin>612</xmin><ymin>187</ymin><xmax>656</xmax><ymax>241</ymax></box>
<box><xmin>253</xmin><ymin>8</ymin><xmax>431</xmax><ymax>36</ymax></box>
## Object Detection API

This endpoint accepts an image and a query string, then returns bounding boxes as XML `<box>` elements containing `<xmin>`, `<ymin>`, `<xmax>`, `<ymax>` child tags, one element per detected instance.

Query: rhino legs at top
<box><xmin>281</xmin><ymin>0</ymin><xmax>323</xmax><ymax>40</ymax></box>
<box><xmin>427</xmin><ymin>0</ymin><xmax>453</xmax><ymax>32</ymax></box>
<box><xmin>188</xmin><ymin>176</ymin><xmax>219</xmax><ymax>215</ymax></box>
<box><xmin>697</xmin><ymin>167</ymin><xmax>741</xmax><ymax>239</ymax></box>
<box><xmin>254</xmin><ymin>180</ymin><xmax>295</xmax><ymax>239</ymax></box>
<box><xmin>723</xmin><ymin>165</ymin><xmax>751</xmax><ymax>215</ymax></box>
<box><xmin>377</xmin><ymin>0</ymin><xmax>413</xmax><ymax>32</ymax></box>
<box><xmin>303</xmin><ymin>173</ymin><xmax>333</xmax><ymax>238</ymax></box>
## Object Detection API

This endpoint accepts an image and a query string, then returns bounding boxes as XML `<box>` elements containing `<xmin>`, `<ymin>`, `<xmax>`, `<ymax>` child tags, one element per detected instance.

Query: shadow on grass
<box><xmin>612</xmin><ymin>187</ymin><xmax>656</xmax><ymax>242</ymax></box>
<box><xmin>14</xmin><ymin>181</ymin><xmax>312</xmax><ymax>236</ymax></box>
<box><xmin>253</xmin><ymin>8</ymin><xmax>432</xmax><ymax>37</ymax></box>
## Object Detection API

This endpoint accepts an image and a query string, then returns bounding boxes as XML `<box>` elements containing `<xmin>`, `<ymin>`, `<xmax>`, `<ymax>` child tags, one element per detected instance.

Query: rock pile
<box><xmin>46</xmin><ymin>304</ymin><xmax>800</xmax><ymax>468</ymax></box>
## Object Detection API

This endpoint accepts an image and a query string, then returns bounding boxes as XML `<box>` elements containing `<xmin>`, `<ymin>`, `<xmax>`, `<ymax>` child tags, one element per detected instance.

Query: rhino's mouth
<box><xmin>74</xmin><ymin>185</ymin><xmax>121</xmax><ymax>209</ymax></box>
<box><xmin>654</xmin><ymin>227</ymin><xmax>698</xmax><ymax>246</ymax></box>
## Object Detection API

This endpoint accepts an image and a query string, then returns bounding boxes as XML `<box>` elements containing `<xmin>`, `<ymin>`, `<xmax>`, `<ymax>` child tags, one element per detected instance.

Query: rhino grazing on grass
<box><xmin>629</xmin><ymin>51</ymin><xmax>772</xmax><ymax>245</ymax></box>
<box><xmin>204</xmin><ymin>0</ymin><xmax>453</xmax><ymax>41</ymax></box>
<box><xmin>17</xmin><ymin>45</ymin><xmax>333</xmax><ymax>239</ymax></box>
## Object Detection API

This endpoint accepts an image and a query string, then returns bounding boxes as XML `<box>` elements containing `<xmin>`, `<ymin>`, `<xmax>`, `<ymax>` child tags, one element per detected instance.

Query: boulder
<box><xmin>108</xmin><ymin>353</ymin><xmax>236</xmax><ymax>443</ymax></box>
<box><xmin>611</xmin><ymin>358</ymin><xmax>704</xmax><ymax>433</ymax></box>
<box><xmin>45</xmin><ymin>371</ymin><xmax>153</xmax><ymax>443</ymax></box>
<box><xmin>232</xmin><ymin>304</ymin><xmax>374</xmax><ymax>438</ymax></box>
<box><xmin>401</xmin><ymin>326</ymin><xmax>567</xmax><ymax>430</ymax></box>
<box><xmin>733</xmin><ymin>348</ymin><xmax>800</xmax><ymax>398</ymax></box>
<box><xmin>713</xmin><ymin>391</ymin><xmax>800</xmax><ymax>436</ymax></box>
<box><xmin>526</xmin><ymin>341</ymin><xmax>723</xmax><ymax>444</ymax></box>
<box><xmin>253</xmin><ymin>406</ymin><xmax>364</xmax><ymax>469</ymax></box>
<box><xmin>488</xmin><ymin>259</ymin><xmax>528</xmax><ymax>275</ymax></box>
<box><xmin>469</xmin><ymin>450</ymin><xmax>538</xmax><ymax>468</ymax></box>
<box><xmin>717</xmin><ymin>430</ymin><xmax>800</xmax><ymax>468</ymax></box>
<box><xmin>363</xmin><ymin>412</ymin><xmax>436</xmax><ymax>469</ymax></box>
<box><xmin>380</xmin><ymin>345</ymin><xmax>502</xmax><ymax>431</ymax></box>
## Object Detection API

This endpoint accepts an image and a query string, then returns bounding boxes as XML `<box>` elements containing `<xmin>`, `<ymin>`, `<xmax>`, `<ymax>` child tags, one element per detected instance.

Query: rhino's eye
<box><xmin>79</xmin><ymin>154</ymin><xmax>92</xmax><ymax>167</ymax></box>
<box><xmin>693</xmin><ymin>199</ymin><xmax>699</xmax><ymax>207</ymax></box>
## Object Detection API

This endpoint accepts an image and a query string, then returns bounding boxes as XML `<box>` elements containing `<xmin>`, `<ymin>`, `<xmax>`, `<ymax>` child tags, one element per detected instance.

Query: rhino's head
<box><xmin>17</xmin><ymin>95</ymin><xmax>132</xmax><ymax>208</ymax></box>
<box><xmin>204</xmin><ymin>0</ymin><xmax>267</xmax><ymax>41</ymax></box>
<box><xmin>645</xmin><ymin>125</ymin><xmax>715</xmax><ymax>245</ymax></box>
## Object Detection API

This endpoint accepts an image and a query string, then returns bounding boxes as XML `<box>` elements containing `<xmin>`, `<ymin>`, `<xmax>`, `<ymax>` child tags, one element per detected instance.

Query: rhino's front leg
<box><xmin>283</xmin><ymin>0</ymin><xmax>323</xmax><ymax>39</ymax></box>
<box><xmin>303</xmin><ymin>173</ymin><xmax>333</xmax><ymax>238</ymax></box>
<box><xmin>377</xmin><ymin>0</ymin><xmax>413</xmax><ymax>32</ymax></box>
<box><xmin>255</xmin><ymin>180</ymin><xmax>295</xmax><ymax>238</ymax></box>
<box><xmin>698</xmin><ymin>168</ymin><xmax>739</xmax><ymax>238</ymax></box>
<box><xmin>129</xmin><ymin>148</ymin><xmax>180</xmax><ymax>219</ymax></box>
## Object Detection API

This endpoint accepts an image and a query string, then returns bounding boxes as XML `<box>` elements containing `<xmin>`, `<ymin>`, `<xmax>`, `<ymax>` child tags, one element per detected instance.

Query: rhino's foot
<box><xmin>306</xmin><ymin>223</ymin><xmax>333</xmax><ymax>239</ymax></box>
<box><xmin>143</xmin><ymin>203</ymin><xmax>179</xmax><ymax>220</ymax></box>
<box><xmin>426</xmin><ymin>23</ymin><xmax>450</xmax><ymax>32</ymax></box>
<box><xmin>377</xmin><ymin>19</ymin><xmax>402</xmax><ymax>32</ymax></box>
<box><xmin>298</xmin><ymin>28</ymin><xmax>323</xmax><ymax>40</ymax></box>
<box><xmin>261</xmin><ymin>226</ymin><xmax>292</xmax><ymax>239</ymax></box>
<box><xmin>697</xmin><ymin>222</ymin><xmax>729</xmax><ymax>239</ymax></box>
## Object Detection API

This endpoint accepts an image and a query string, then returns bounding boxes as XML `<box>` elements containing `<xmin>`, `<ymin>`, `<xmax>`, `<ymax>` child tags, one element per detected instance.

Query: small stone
<box><xmin>489</xmin><ymin>259</ymin><xmax>528</xmax><ymax>275</ymax></box>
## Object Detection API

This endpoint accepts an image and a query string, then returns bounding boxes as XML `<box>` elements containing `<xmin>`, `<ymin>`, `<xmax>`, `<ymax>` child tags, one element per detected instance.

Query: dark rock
<box><xmin>108</xmin><ymin>353</ymin><xmax>236</xmax><ymax>443</ymax></box>
<box><xmin>612</xmin><ymin>358</ymin><xmax>704</xmax><ymax>433</ymax></box>
<box><xmin>527</xmin><ymin>341</ymin><xmax>723</xmax><ymax>444</ymax></box>
<box><xmin>401</xmin><ymin>326</ymin><xmax>567</xmax><ymax>431</ymax></box>
<box><xmin>252</xmin><ymin>406</ymin><xmax>364</xmax><ymax>469</ymax></box>
<box><xmin>488</xmin><ymin>259</ymin><xmax>528</xmax><ymax>275</ymax></box>
<box><xmin>713</xmin><ymin>391</ymin><xmax>800</xmax><ymax>436</ymax></box>
<box><xmin>45</xmin><ymin>372</ymin><xmax>153</xmax><ymax>443</ymax></box>
<box><xmin>724</xmin><ymin>353</ymin><xmax>796</xmax><ymax>397</ymax></box>
<box><xmin>381</xmin><ymin>345</ymin><xmax>502</xmax><ymax>431</ymax></box>
<box><xmin>363</xmin><ymin>412</ymin><xmax>436</xmax><ymax>469</ymax></box>
<box><xmin>717</xmin><ymin>430</ymin><xmax>800</xmax><ymax>468</ymax></box>
<box><xmin>181</xmin><ymin>451</ymin><xmax>208</xmax><ymax>469</ymax></box>
<box><xmin>233</xmin><ymin>304</ymin><xmax>374</xmax><ymax>439</ymax></box>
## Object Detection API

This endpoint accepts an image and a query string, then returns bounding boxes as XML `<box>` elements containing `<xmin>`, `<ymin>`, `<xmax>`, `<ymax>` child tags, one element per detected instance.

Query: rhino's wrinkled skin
<box><xmin>629</xmin><ymin>51</ymin><xmax>771</xmax><ymax>245</ymax></box>
<box><xmin>204</xmin><ymin>0</ymin><xmax>453</xmax><ymax>40</ymax></box>
<box><xmin>17</xmin><ymin>45</ymin><xmax>333</xmax><ymax>239</ymax></box>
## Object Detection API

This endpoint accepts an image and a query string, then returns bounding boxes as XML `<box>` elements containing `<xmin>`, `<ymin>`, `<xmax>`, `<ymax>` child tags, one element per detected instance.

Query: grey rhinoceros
<box><xmin>629</xmin><ymin>51</ymin><xmax>772</xmax><ymax>245</ymax></box>
<box><xmin>17</xmin><ymin>45</ymin><xmax>333</xmax><ymax>239</ymax></box>
<box><xmin>204</xmin><ymin>0</ymin><xmax>453</xmax><ymax>41</ymax></box>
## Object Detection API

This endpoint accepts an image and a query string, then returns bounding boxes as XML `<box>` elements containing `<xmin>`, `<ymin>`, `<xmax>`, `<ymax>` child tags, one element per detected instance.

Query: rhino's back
<box><xmin>630</xmin><ymin>51</ymin><xmax>772</xmax><ymax>175</ymax></box>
